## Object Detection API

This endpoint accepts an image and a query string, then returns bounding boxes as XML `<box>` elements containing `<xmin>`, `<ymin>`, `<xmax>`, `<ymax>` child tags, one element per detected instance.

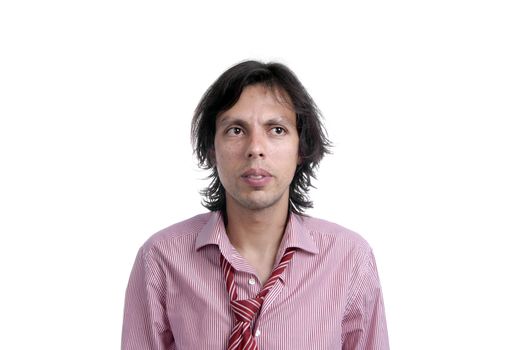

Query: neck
<box><xmin>224</xmin><ymin>199</ymin><xmax>290</xmax><ymax>266</ymax></box>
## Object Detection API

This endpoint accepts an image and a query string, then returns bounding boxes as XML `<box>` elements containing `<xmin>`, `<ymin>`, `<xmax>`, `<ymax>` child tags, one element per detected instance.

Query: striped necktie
<box><xmin>220</xmin><ymin>248</ymin><xmax>296</xmax><ymax>350</ymax></box>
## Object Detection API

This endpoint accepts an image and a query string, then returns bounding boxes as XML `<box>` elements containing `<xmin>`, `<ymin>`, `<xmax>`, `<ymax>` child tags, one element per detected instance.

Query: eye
<box><xmin>226</xmin><ymin>127</ymin><xmax>243</xmax><ymax>136</ymax></box>
<box><xmin>271</xmin><ymin>127</ymin><xmax>286</xmax><ymax>135</ymax></box>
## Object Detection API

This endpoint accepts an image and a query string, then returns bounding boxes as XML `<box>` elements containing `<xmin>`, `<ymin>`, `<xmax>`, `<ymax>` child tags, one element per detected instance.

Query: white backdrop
<box><xmin>1</xmin><ymin>1</ymin><xmax>522</xmax><ymax>349</ymax></box>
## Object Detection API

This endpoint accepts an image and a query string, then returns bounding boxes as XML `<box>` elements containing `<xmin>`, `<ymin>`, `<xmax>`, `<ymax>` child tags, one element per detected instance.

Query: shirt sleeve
<box><xmin>121</xmin><ymin>247</ymin><xmax>175</xmax><ymax>350</ymax></box>
<box><xmin>342</xmin><ymin>250</ymin><xmax>389</xmax><ymax>350</ymax></box>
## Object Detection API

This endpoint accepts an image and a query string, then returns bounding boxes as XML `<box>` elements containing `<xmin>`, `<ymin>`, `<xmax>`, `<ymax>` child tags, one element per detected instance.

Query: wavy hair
<box><xmin>191</xmin><ymin>60</ymin><xmax>331</xmax><ymax>214</ymax></box>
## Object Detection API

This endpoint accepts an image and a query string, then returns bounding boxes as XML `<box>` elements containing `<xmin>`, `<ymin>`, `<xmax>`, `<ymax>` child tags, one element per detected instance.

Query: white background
<box><xmin>1</xmin><ymin>1</ymin><xmax>522</xmax><ymax>349</ymax></box>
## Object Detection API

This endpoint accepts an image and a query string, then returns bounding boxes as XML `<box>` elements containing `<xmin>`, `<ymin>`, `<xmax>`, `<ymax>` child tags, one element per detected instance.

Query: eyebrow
<box><xmin>217</xmin><ymin>116</ymin><xmax>248</xmax><ymax>128</ymax></box>
<box><xmin>265</xmin><ymin>117</ymin><xmax>289</xmax><ymax>125</ymax></box>
<box><xmin>217</xmin><ymin>115</ymin><xmax>291</xmax><ymax>127</ymax></box>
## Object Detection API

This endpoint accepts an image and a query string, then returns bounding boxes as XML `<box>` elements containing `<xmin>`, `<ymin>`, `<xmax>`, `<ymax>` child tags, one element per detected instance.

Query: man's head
<box><xmin>191</xmin><ymin>60</ymin><xmax>331</xmax><ymax>214</ymax></box>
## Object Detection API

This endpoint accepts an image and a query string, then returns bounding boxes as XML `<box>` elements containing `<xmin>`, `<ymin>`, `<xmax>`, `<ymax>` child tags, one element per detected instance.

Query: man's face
<box><xmin>214</xmin><ymin>84</ymin><xmax>300</xmax><ymax>212</ymax></box>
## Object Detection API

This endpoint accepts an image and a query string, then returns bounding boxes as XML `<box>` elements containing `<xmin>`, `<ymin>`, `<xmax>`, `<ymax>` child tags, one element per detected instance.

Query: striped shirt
<box><xmin>122</xmin><ymin>211</ymin><xmax>389</xmax><ymax>349</ymax></box>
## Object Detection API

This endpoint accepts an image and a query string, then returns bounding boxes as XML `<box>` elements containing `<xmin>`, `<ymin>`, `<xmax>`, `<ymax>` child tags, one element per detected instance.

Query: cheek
<box><xmin>214</xmin><ymin>143</ymin><xmax>237</xmax><ymax>170</ymax></box>
<box><xmin>273</xmin><ymin>146</ymin><xmax>300</xmax><ymax>178</ymax></box>
<box><xmin>276</xmin><ymin>139</ymin><xmax>300</xmax><ymax>161</ymax></box>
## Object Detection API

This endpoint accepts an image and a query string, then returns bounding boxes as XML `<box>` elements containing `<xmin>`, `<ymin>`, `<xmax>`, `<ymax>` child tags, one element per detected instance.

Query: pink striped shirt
<box><xmin>122</xmin><ymin>212</ymin><xmax>389</xmax><ymax>349</ymax></box>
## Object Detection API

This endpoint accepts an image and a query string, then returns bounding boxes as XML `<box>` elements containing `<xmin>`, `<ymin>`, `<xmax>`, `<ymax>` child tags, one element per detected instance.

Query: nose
<box><xmin>246</xmin><ymin>129</ymin><xmax>265</xmax><ymax>159</ymax></box>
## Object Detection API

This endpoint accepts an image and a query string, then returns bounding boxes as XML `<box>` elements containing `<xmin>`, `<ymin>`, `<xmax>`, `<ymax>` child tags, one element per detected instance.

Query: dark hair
<box><xmin>191</xmin><ymin>60</ymin><xmax>331</xmax><ymax>214</ymax></box>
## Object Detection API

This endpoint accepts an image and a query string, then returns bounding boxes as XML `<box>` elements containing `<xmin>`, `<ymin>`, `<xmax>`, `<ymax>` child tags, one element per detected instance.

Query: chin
<box><xmin>237</xmin><ymin>193</ymin><xmax>285</xmax><ymax>211</ymax></box>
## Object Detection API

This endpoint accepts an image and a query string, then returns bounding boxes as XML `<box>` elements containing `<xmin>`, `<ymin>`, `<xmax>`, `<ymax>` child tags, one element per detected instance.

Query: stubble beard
<box><xmin>226</xmin><ymin>187</ymin><xmax>289</xmax><ymax>212</ymax></box>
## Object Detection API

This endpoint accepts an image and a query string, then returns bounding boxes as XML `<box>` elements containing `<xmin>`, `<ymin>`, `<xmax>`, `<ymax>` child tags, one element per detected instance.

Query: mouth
<box><xmin>241</xmin><ymin>168</ymin><xmax>272</xmax><ymax>177</ymax></box>
<box><xmin>241</xmin><ymin>168</ymin><xmax>272</xmax><ymax>187</ymax></box>
<box><xmin>244</xmin><ymin>174</ymin><xmax>265</xmax><ymax>180</ymax></box>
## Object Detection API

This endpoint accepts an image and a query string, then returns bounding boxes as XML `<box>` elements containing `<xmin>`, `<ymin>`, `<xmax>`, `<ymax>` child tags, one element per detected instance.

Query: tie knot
<box><xmin>230</xmin><ymin>296</ymin><xmax>264</xmax><ymax>323</ymax></box>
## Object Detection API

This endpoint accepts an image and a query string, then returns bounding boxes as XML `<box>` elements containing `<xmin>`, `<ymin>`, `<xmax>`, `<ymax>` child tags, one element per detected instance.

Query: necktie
<box><xmin>221</xmin><ymin>248</ymin><xmax>296</xmax><ymax>350</ymax></box>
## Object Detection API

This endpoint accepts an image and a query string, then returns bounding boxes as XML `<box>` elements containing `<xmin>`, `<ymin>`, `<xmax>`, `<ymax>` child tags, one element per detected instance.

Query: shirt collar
<box><xmin>279</xmin><ymin>212</ymin><xmax>319</xmax><ymax>255</ymax></box>
<box><xmin>194</xmin><ymin>211</ymin><xmax>224</xmax><ymax>251</ymax></box>
<box><xmin>195</xmin><ymin>211</ymin><xmax>319</xmax><ymax>255</ymax></box>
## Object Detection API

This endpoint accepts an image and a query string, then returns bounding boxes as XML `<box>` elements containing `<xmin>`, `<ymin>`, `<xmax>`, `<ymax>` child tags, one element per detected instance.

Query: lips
<box><xmin>242</xmin><ymin>168</ymin><xmax>272</xmax><ymax>177</ymax></box>
<box><xmin>241</xmin><ymin>168</ymin><xmax>272</xmax><ymax>187</ymax></box>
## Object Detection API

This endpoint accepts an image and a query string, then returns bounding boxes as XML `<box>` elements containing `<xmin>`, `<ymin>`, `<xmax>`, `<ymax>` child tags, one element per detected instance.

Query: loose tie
<box><xmin>221</xmin><ymin>248</ymin><xmax>296</xmax><ymax>350</ymax></box>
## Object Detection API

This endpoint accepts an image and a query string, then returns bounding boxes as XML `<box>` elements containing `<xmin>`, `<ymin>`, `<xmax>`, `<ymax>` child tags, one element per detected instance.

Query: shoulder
<box><xmin>298</xmin><ymin>216</ymin><xmax>381</xmax><ymax>293</ymax></box>
<box><xmin>140</xmin><ymin>212</ymin><xmax>212</xmax><ymax>255</ymax></box>
<box><xmin>299</xmin><ymin>215</ymin><xmax>373</xmax><ymax>254</ymax></box>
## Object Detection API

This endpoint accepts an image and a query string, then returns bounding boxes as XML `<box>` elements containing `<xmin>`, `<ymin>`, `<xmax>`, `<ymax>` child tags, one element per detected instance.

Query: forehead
<box><xmin>217</xmin><ymin>84</ymin><xmax>295</xmax><ymax>123</ymax></box>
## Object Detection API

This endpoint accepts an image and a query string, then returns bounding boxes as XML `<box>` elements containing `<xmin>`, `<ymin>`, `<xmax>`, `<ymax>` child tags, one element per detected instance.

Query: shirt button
<box><xmin>255</xmin><ymin>329</ymin><xmax>261</xmax><ymax>337</ymax></box>
<box><xmin>248</xmin><ymin>277</ymin><xmax>256</xmax><ymax>285</ymax></box>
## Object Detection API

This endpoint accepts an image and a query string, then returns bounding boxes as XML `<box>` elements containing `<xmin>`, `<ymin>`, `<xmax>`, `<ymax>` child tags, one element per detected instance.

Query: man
<box><xmin>122</xmin><ymin>60</ymin><xmax>389</xmax><ymax>349</ymax></box>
